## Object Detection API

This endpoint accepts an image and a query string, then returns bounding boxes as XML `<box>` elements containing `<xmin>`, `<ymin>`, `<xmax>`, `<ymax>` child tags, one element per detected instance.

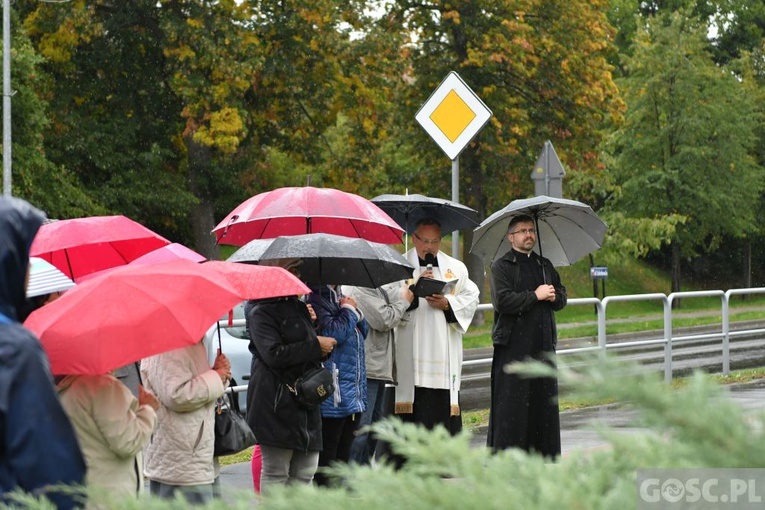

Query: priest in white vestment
<box><xmin>394</xmin><ymin>218</ymin><xmax>479</xmax><ymax>434</ymax></box>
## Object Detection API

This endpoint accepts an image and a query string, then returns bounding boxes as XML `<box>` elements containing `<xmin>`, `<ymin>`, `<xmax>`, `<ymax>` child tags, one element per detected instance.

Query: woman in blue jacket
<box><xmin>306</xmin><ymin>284</ymin><xmax>368</xmax><ymax>487</ymax></box>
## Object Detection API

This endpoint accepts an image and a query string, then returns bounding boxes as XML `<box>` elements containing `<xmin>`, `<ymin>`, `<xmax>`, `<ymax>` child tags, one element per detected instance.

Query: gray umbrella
<box><xmin>470</xmin><ymin>195</ymin><xmax>607</xmax><ymax>269</ymax></box>
<box><xmin>227</xmin><ymin>233</ymin><xmax>414</xmax><ymax>287</ymax></box>
<box><xmin>371</xmin><ymin>193</ymin><xmax>479</xmax><ymax>235</ymax></box>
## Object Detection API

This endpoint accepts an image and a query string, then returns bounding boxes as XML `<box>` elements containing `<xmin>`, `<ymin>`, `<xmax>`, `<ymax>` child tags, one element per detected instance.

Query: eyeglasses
<box><xmin>509</xmin><ymin>228</ymin><xmax>536</xmax><ymax>236</ymax></box>
<box><xmin>413</xmin><ymin>232</ymin><xmax>441</xmax><ymax>246</ymax></box>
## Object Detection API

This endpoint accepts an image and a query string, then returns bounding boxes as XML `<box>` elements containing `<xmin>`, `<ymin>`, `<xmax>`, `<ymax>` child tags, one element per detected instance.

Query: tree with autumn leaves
<box><xmin>10</xmin><ymin>0</ymin><xmax>765</xmax><ymax>293</ymax></box>
<box><xmin>14</xmin><ymin>0</ymin><xmax>621</xmax><ymax>259</ymax></box>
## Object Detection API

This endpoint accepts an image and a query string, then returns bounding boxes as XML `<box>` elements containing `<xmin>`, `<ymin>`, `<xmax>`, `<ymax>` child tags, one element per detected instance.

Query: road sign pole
<box><xmin>415</xmin><ymin>71</ymin><xmax>491</xmax><ymax>261</ymax></box>
<box><xmin>544</xmin><ymin>142</ymin><xmax>550</xmax><ymax>195</ymax></box>
<box><xmin>452</xmin><ymin>157</ymin><xmax>459</xmax><ymax>258</ymax></box>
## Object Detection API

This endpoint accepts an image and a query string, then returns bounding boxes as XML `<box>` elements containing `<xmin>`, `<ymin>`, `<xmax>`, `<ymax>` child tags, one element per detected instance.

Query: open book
<box><xmin>413</xmin><ymin>277</ymin><xmax>458</xmax><ymax>298</ymax></box>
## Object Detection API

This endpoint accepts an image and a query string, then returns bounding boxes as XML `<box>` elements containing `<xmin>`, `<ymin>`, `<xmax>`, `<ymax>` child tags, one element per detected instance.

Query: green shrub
<box><xmin>9</xmin><ymin>356</ymin><xmax>764</xmax><ymax>509</ymax></box>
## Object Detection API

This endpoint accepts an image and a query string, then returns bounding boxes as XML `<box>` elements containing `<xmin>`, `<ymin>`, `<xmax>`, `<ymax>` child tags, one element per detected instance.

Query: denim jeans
<box><xmin>349</xmin><ymin>378</ymin><xmax>388</xmax><ymax>465</ymax></box>
<box><xmin>149</xmin><ymin>478</ymin><xmax>219</xmax><ymax>505</ymax></box>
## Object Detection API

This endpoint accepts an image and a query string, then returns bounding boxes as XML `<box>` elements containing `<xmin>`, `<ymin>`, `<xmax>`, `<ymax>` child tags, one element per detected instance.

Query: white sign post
<box><xmin>415</xmin><ymin>71</ymin><xmax>492</xmax><ymax>257</ymax></box>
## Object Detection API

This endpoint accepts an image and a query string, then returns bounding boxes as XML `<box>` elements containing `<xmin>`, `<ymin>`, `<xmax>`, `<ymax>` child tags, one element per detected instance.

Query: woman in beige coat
<box><xmin>56</xmin><ymin>373</ymin><xmax>159</xmax><ymax>502</ymax></box>
<box><xmin>141</xmin><ymin>340</ymin><xmax>230</xmax><ymax>505</ymax></box>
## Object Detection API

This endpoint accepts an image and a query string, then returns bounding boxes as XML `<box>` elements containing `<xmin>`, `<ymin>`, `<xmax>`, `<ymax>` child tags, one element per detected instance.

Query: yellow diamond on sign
<box><xmin>415</xmin><ymin>71</ymin><xmax>491</xmax><ymax>160</ymax></box>
<box><xmin>429</xmin><ymin>90</ymin><xmax>477</xmax><ymax>143</ymax></box>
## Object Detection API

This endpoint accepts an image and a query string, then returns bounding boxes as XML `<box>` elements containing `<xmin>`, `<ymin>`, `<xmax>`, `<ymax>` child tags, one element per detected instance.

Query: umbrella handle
<box><xmin>534</xmin><ymin>216</ymin><xmax>547</xmax><ymax>284</ymax></box>
<box><xmin>217</xmin><ymin>214</ymin><xmax>239</xmax><ymax>244</ymax></box>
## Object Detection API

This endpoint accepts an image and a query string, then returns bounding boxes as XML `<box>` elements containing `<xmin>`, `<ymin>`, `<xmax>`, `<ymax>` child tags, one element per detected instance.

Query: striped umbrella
<box><xmin>27</xmin><ymin>257</ymin><xmax>75</xmax><ymax>298</ymax></box>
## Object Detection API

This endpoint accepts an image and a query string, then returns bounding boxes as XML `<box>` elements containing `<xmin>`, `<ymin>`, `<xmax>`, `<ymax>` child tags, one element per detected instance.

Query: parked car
<box><xmin>204</xmin><ymin>301</ymin><xmax>252</xmax><ymax>410</ymax></box>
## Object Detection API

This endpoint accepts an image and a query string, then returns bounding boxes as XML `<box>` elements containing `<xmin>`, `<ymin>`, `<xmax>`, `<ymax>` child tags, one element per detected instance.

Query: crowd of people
<box><xmin>1</xmin><ymin>195</ymin><xmax>568</xmax><ymax>508</ymax></box>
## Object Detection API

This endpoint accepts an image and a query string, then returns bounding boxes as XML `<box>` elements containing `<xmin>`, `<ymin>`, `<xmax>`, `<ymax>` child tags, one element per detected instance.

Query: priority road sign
<box><xmin>415</xmin><ymin>71</ymin><xmax>492</xmax><ymax>161</ymax></box>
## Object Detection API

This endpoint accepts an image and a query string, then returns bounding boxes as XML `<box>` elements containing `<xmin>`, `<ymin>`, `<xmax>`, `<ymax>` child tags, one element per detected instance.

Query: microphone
<box><xmin>426</xmin><ymin>263</ymin><xmax>433</xmax><ymax>272</ymax></box>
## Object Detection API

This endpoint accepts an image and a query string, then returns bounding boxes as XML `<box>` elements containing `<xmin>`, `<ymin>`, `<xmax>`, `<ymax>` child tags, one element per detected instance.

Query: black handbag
<box><xmin>213</xmin><ymin>322</ymin><xmax>256</xmax><ymax>456</ymax></box>
<box><xmin>213</xmin><ymin>391</ymin><xmax>256</xmax><ymax>456</ymax></box>
<box><xmin>285</xmin><ymin>364</ymin><xmax>335</xmax><ymax>408</ymax></box>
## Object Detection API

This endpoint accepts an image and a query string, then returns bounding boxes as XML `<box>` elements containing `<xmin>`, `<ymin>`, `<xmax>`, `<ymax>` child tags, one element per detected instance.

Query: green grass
<box><xmin>219</xmin><ymin>446</ymin><xmax>255</xmax><ymax>466</ymax></box>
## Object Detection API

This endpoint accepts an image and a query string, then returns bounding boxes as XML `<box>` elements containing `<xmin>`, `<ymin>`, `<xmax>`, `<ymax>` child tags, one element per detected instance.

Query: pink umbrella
<box><xmin>24</xmin><ymin>259</ymin><xmax>310</xmax><ymax>375</ymax></box>
<box><xmin>30</xmin><ymin>215</ymin><xmax>171</xmax><ymax>281</ymax></box>
<box><xmin>24</xmin><ymin>260</ymin><xmax>241</xmax><ymax>375</ymax></box>
<box><xmin>130</xmin><ymin>243</ymin><xmax>206</xmax><ymax>266</ymax></box>
<box><xmin>203</xmin><ymin>260</ymin><xmax>310</xmax><ymax>299</ymax></box>
<box><xmin>211</xmin><ymin>186</ymin><xmax>404</xmax><ymax>246</ymax></box>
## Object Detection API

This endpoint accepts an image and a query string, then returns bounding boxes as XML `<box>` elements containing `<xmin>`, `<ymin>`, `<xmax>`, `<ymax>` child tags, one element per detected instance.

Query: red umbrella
<box><xmin>203</xmin><ymin>260</ymin><xmax>310</xmax><ymax>299</ymax></box>
<box><xmin>23</xmin><ymin>259</ymin><xmax>304</xmax><ymax>375</ymax></box>
<box><xmin>24</xmin><ymin>260</ymin><xmax>308</xmax><ymax>374</ymax></box>
<box><xmin>130</xmin><ymin>243</ymin><xmax>206</xmax><ymax>266</ymax></box>
<box><xmin>30</xmin><ymin>215</ymin><xmax>171</xmax><ymax>281</ymax></box>
<box><xmin>212</xmin><ymin>186</ymin><xmax>404</xmax><ymax>246</ymax></box>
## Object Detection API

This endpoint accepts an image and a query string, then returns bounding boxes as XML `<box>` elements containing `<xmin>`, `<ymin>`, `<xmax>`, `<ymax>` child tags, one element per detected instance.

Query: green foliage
<box><xmin>606</xmin><ymin>9</ymin><xmax>764</xmax><ymax>289</ymax></box>
<box><xmin>2</xmin><ymin>7</ymin><xmax>101</xmax><ymax>218</ymax></box>
<box><xmin>382</xmin><ymin>0</ymin><xmax>625</xmax><ymax>220</ymax></box>
<box><xmin>556</xmin><ymin>255</ymin><xmax>672</xmax><ymax>299</ymax></box>
<box><xmin>10</xmin><ymin>358</ymin><xmax>765</xmax><ymax>509</ymax></box>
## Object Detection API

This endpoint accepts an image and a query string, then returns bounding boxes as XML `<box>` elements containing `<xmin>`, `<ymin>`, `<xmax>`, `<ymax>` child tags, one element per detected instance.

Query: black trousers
<box><xmin>389</xmin><ymin>387</ymin><xmax>462</xmax><ymax>469</ymax></box>
<box><xmin>315</xmin><ymin>414</ymin><xmax>359</xmax><ymax>486</ymax></box>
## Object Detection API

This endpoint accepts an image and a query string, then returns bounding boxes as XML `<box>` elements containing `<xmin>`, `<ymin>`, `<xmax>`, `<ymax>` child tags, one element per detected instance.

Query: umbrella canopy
<box><xmin>202</xmin><ymin>260</ymin><xmax>311</xmax><ymax>299</ymax></box>
<box><xmin>129</xmin><ymin>243</ymin><xmax>206</xmax><ymax>266</ymax></box>
<box><xmin>23</xmin><ymin>259</ymin><xmax>306</xmax><ymax>375</ymax></box>
<box><xmin>212</xmin><ymin>186</ymin><xmax>404</xmax><ymax>246</ymax></box>
<box><xmin>30</xmin><ymin>215</ymin><xmax>171</xmax><ymax>281</ymax></box>
<box><xmin>371</xmin><ymin>193</ymin><xmax>480</xmax><ymax>235</ymax></box>
<box><xmin>470</xmin><ymin>195</ymin><xmax>607</xmax><ymax>267</ymax></box>
<box><xmin>26</xmin><ymin>257</ymin><xmax>75</xmax><ymax>298</ymax></box>
<box><xmin>227</xmin><ymin>233</ymin><xmax>414</xmax><ymax>288</ymax></box>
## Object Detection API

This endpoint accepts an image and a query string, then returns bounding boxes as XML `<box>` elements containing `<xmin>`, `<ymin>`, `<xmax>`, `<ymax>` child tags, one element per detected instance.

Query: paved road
<box><xmin>217</xmin><ymin>379</ymin><xmax>765</xmax><ymax>499</ymax></box>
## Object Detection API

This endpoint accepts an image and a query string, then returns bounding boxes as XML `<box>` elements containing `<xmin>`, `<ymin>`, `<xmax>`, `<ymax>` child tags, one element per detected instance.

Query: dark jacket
<box><xmin>245</xmin><ymin>296</ymin><xmax>324</xmax><ymax>452</ymax></box>
<box><xmin>0</xmin><ymin>197</ymin><xmax>87</xmax><ymax>509</ymax></box>
<box><xmin>307</xmin><ymin>285</ymin><xmax>369</xmax><ymax>418</ymax></box>
<box><xmin>490</xmin><ymin>249</ymin><xmax>567</xmax><ymax>356</ymax></box>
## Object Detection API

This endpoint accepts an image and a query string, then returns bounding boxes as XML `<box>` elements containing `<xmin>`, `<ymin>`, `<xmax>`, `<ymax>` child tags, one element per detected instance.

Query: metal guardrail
<box><xmin>220</xmin><ymin>287</ymin><xmax>765</xmax><ymax>387</ymax></box>
<box><xmin>467</xmin><ymin>288</ymin><xmax>765</xmax><ymax>382</ymax></box>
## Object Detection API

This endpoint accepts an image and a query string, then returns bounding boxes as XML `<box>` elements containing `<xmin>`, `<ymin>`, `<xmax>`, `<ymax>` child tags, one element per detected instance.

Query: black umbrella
<box><xmin>371</xmin><ymin>193</ymin><xmax>479</xmax><ymax>235</ymax></box>
<box><xmin>227</xmin><ymin>233</ymin><xmax>414</xmax><ymax>288</ymax></box>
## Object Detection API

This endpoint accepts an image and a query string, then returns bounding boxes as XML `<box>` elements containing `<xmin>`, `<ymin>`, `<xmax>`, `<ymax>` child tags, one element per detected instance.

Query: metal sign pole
<box><xmin>451</xmin><ymin>157</ymin><xmax>459</xmax><ymax>258</ymax></box>
<box><xmin>3</xmin><ymin>0</ymin><xmax>11</xmax><ymax>196</ymax></box>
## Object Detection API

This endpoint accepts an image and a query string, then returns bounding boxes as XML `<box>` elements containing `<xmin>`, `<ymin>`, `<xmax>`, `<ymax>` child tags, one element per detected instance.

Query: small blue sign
<box><xmin>590</xmin><ymin>267</ymin><xmax>608</xmax><ymax>279</ymax></box>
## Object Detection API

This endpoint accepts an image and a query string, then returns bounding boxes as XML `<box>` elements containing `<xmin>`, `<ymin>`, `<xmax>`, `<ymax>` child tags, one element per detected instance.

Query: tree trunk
<box><xmin>186</xmin><ymin>136</ymin><xmax>221</xmax><ymax>261</ymax></box>
<box><xmin>671</xmin><ymin>242</ymin><xmax>682</xmax><ymax>309</ymax></box>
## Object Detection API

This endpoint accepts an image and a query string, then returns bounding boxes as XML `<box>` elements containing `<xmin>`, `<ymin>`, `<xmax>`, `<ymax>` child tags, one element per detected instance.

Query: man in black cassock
<box><xmin>486</xmin><ymin>214</ymin><xmax>567</xmax><ymax>458</ymax></box>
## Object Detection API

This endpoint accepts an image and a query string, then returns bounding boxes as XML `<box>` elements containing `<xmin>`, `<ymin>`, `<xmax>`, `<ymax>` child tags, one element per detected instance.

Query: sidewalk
<box><xmin>217</xmin><ymin>379</ymin><xmax>765</xmax><ymax>495</ymax></box>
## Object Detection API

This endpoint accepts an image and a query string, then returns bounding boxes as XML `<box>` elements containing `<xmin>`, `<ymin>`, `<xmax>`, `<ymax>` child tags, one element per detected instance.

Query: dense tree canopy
<box><xmin>382</xmin><ymin>0</ymin><xmax>624</xmax><ymax>218</ymax></box>
<box><xmin>6</xmin><ymin>0</ymin><xmax>764</xmax><ymax>290</ymax></box>
<box><xmin>607</xmin><ymin>10</ymin><xmax>763</xmax><ymax>291</ymax></box>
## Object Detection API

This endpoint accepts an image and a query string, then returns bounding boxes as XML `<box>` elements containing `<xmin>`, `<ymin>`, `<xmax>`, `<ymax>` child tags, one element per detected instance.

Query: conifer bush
<box><xmin>8</xmin><ymin>356</ymin><xmax>764</xmax><ymax>509</ymax></box>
